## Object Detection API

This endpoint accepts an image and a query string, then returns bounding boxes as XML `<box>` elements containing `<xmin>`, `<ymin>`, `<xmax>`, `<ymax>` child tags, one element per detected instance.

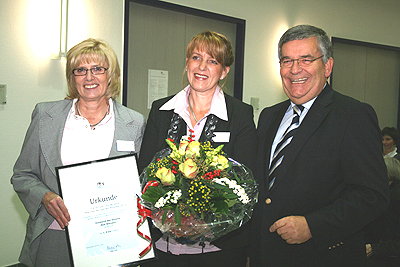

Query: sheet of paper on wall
<box><xmin>148</xmin><ymin>69</ymin><xmax>168</xmax><ymax>109</ymax></box>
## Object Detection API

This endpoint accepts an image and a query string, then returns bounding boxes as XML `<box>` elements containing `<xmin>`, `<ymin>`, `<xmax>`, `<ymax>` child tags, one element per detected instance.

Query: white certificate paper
<box><xmin>57</xmin><ymin>154</ymin><xmax>155</xmax><ymax>267</ymax></box>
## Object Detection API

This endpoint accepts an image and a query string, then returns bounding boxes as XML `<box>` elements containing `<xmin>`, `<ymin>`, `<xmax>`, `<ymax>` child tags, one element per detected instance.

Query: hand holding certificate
<box><xmin>57</xmin><ymin>154</ymin><xmax>155</xmax><ymax>267</ymax></box>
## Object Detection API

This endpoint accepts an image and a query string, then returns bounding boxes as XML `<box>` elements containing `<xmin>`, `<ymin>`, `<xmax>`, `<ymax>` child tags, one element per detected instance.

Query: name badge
<box><xmin>116</xmin><ymin>140</ymin><xmax>135</xmax><ymax>152</ymax></box>
<box><xmin>212</xmin><ymin>132</ymin><xmax>230</xmax><ymax>143</ymax></box>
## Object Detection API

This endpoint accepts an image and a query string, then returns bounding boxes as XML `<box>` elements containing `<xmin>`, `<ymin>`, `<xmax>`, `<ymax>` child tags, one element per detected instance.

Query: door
<box><xmin>332</xmin><ymin>38</ymin><xmax>400</xmax><ymax>129</ymax></box>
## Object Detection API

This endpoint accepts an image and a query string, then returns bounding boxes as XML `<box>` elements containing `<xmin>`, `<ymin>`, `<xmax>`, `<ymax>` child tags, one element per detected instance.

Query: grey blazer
<box><xmin>11</xmin><ymin>99</ymin><xmax>146</xmax><ymax>266</ymax></box>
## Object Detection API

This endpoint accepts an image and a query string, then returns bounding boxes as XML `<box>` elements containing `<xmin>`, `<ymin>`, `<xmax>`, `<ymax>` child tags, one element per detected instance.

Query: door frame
<box><xmin>123</xmin><ymin>0</ymin><xmax>246</xmax><ymax>104</ymax></box>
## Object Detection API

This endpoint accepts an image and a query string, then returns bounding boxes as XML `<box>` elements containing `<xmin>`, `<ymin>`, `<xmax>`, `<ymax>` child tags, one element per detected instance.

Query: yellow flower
<box><xmin>156</xmin><ymin>167</ymin><xmax>176</xmax><ymax>186</ymax></box>
<box><xmin>211</xmin><ymin>155</ymin><xmax>229</xmax><ymax>170</ymax></box>
<box><xmin>178</xmin><ymin>139</ymin><xmax>190</xmax><ymax>155</ymax></box>
<box><xmin>179</xmin><ymin>158</ymin><xmax>198</xmax><ymax>179</ymax></box>
<box><xmin>170</xmin><ymin>150</ymin><xmax>181</xmax><ymax>162</ymax></box>
<box><xmin>186</xmin><ymin>141</ymin><xmax>201</xmax><ymax>158</ymax></box>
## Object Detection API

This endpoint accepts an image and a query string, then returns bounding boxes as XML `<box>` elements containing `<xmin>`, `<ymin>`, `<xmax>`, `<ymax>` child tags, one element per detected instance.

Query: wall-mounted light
<box><xmin>58</xmin><ymin>0</ymin><xmax>69</xmax><ymax>58</ymax></box>
<box><xmin>27</xmin><ymin>0</ymin><xmax>89</xmax><ymax>60</ymax></box>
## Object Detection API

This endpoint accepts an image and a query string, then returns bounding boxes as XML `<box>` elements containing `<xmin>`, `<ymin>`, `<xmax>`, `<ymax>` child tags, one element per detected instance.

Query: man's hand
<box><xmin>269</xmin><ymin>216</ymin><xmax>312</xmax><ymax>244</ymax></box>
<box><xmin>42</xmin><ymin>191</ymin><xmax>71</xmax><ymax>228</ymax></box>
<box><xmin>366</xmin><ymin>244</ymin><xmax>373</xmax><ymax>257</ymax></box>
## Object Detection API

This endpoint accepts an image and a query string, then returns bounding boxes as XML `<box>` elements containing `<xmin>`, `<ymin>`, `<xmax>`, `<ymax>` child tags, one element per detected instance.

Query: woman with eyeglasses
<box><xmin>11</xmin><ymin>38</ymin><xmax>146</xmax><ymax>267</ymax></box>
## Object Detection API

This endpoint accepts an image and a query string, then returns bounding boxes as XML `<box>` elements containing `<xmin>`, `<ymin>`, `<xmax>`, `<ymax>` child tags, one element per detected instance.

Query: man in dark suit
<box><xmin>251</xmin><ymin>24</ymin><xmax>390</xmax><ymax>266</ymax></box>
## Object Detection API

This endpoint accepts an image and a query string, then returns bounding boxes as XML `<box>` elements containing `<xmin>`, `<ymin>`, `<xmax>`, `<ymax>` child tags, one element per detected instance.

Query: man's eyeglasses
<box><xmin>72</xmin><ymin>67</ymin><xmax>108</xmax><ymax>76</ymax></box>
<box><xmin>279</xmin><ymin>55</ymin><xmax>324</xmax><ymax>68</ymax></box>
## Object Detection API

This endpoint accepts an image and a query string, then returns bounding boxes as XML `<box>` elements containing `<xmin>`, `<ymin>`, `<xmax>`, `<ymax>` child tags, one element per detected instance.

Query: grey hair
<box><xmin>278</xmin><ymin>25</ymin><xmax>333</xmax><ymax>63</ymax></box>
<box><xmin>384</xmin><ymin>157</ymin><xmax>400</xmax><ymax>183</ymax></box>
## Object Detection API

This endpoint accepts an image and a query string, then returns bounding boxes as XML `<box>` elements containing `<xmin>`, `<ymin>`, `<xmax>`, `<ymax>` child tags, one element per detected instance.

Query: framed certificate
<box><xmin>56</xmin><ymin>154</ymin><xmax>156</xmax><ymax>267</ymax></box>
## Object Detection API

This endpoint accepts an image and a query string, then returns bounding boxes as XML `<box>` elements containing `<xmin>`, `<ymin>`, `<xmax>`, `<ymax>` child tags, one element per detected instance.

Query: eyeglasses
<box><xmin>279</xmin><ymin>55</ymin><xmax>324</xmax><ymax>68</ymax></box>
<box><xmin>72</xmin><ymin>67</ymin><xmax>108</xmax><ymax>76</ymax></box>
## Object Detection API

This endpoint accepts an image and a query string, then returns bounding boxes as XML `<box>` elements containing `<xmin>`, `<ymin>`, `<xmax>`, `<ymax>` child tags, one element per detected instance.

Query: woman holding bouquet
<box><xmin>139</xmin><ymin>31</ymin><xmax>256</xmax><ymax>267</ymax></box>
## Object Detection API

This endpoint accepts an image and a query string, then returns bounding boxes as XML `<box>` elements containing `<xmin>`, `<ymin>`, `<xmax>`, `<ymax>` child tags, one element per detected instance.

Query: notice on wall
<box><xmin>148</xmin><ymin>69</ymin><xmax>168</xmax><ymax>109</ymax></box>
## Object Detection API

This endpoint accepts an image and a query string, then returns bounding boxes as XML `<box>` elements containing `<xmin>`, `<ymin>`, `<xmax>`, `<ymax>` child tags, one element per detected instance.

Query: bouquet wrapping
<box><xmin>138</xmin><ymin>136</ymin><xmax>258</xmax><ymax>244</ymax></box>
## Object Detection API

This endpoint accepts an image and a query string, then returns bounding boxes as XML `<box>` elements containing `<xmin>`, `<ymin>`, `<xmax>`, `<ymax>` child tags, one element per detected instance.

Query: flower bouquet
<box><xmin>138</xmin><ymin>136</ymin><xmax>258</xmax><ymax>244</ymax></box>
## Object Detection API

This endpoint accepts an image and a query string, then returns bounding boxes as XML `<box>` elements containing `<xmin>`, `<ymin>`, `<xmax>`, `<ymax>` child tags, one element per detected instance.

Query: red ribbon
<box><xmin>137</xmin><ymin>197</ymin><xmax>152</xmax><ymax>257</ymax></box>
<box><xmin>142</xmin><ymin>180</ymin><xmax>159</xmax><ymax>194</ymax></box>
<box><xmin>136</xmin><ymin>180</ymin><xmax>160</xmax><ymax>257</ymax></box>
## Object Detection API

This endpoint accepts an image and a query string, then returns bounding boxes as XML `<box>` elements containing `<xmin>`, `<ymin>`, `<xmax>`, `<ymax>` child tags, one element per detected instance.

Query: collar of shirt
<box><xmin>270</xmin><ymin>83</ymin><xmax>328</xmax><ymax>165</ymax></box>
<box><xmin>61</xmin><ymin>98</ymin><xmax>115</xmax><ymax>166</ymax></box>
<box><xmin>289</xmin><ymin>97</ymin><xmax>315</xmax><ymax>124</ymax></box>
<box><xmin>160</xmin><ymin>85</ymin><xmax>228</xmax><ymax>121</ymax></box>
<box><xmin>385</xmin><ymin>147</ymin><xmax>398</xmax><ymax>158</ymax></box>
<box><xmin>159</xmin><ymin>85</ymin><xmax>227</xmax><ymax>140</ymax></box>
<box><xmin>269</xmin><ymin>96</ymin><xmax>317</xmax><ymax>166</ymax></box>
<box><xmin>69</xmin><ymin>98</ymin><xmax>114</xmax><ymax>128</ymax></box>
<box><xmin>288</xmin><ymin>82</ymin><xmax>327</xmax><ymax>123</ymax></box>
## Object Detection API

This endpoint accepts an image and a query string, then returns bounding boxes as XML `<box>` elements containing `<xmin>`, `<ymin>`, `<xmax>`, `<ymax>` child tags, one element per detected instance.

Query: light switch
<box><xmin>0</xmin><ymin>84</ymin><xmax>6</xmax><ymax>104</ymax></box>
<box><xmin>250</xmin><ymin>97</ymin><xmax>259</xmax><ymax>110</ymax></box>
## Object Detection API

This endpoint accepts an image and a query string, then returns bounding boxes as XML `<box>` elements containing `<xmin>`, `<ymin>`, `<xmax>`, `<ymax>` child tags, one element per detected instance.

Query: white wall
<box><xmin>1</xmin><ymin>0</ymin><xmax>399</xmax><ymax>265</ymax></box>
<box><xmin>0</xmin><ymin>0</ymin><xmax>124</xmax><ymax>265</ymax></box>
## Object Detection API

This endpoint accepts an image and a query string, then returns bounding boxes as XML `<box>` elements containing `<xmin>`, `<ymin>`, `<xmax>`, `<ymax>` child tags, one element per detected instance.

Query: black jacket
<box><xmin>251</xmin><ymin>84</ymin><xmax>389</xmax><ymax>266</ymax></box>
<box><xmin>138</xmin><ymin>93</ymin><xmax>257</xmax><ymax>250</ymax></box>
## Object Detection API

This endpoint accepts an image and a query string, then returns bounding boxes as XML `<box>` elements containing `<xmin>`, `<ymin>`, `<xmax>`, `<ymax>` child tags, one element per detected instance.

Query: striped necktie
<box><xmin>268</xmin><ymin>105</ymin><xmax>304</xmax><ymax>189</ymax></box>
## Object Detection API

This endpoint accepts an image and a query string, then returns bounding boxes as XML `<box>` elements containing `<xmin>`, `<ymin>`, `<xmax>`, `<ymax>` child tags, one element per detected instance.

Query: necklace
<box><xmin>188</xmin><ymin>95</ymin><xmax>199</xmax><ymax>123</ymax></box>
<box><xmin>76</xmin><ymin>99</ymin><xmax>110</xmax><ymax>128</ymax></box>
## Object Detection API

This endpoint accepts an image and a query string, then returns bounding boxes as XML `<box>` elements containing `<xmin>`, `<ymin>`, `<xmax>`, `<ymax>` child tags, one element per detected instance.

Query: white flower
<box><xmin>170</xmin><ymin>190</ymin><xmax>182</xmax><ymax>204</ymax></box>
<box><xmin>155</xmin><ymin>197</ymin><xmax>166</xmax><ymax>208</ymax></box>
<box><xmin>213</xmin><ymin>178</ymin><xmax>249</xmax><ymax>204</ymax></box>
<box><xmin>154</xmin><ymin>190</ymin><xmax>182</xmax><ymax>208</ymax></box>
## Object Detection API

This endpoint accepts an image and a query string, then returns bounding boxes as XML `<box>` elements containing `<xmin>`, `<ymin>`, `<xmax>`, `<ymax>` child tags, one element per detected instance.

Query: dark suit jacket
<box><xmin>251</xmin><ymin>84</ymin><xmax>390</xmax><ymax>266</ymax></box>
<box><xmin>138</xmin><ymin>93</ymin><xmax>257</xmax><ymax>250</ymax></box>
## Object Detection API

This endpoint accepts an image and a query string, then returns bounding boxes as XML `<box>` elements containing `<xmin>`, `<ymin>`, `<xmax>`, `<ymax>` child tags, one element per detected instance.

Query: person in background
<box><xmin>382</xmin><ymin>127</ymin><xmax>400</xmax><ymax>161</ymax></box>
<box><xmin>138</xmin><ymin>31</ymin><xmax>257</xmax><ymax>267</ymax></box>
<box><xmin>11</xmin><ymin>38</ymin><xmax>146</xmax><ymax>267</ymax></box>
<box><xmin>366</xmin><ymin>157</ymin><xmax>400</xmax><ymax>266</ymax></box>
<box><xmin>251</xmin><ymin>24</ymin><xmax>389</xmax><ymax>266</ymax></box>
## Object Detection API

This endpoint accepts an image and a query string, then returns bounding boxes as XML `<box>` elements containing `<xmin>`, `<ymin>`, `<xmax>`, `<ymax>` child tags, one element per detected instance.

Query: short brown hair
<box><xmin>382</xmin><ymin>127</ymin><xmax>400</xmax><ymax>145</ymax></box>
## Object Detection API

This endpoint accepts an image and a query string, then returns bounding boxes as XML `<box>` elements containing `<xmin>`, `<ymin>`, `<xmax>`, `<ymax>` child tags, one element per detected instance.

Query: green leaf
<box><xmin>211</xmin><ymin>192</ymin><xmax>226</xmax><ymax>200</ymax></box>
<box><xmin>187</xmin><ymin>204</ymin><xmax>198</xmax><ymax>217</ymax></box>
<box><xmin>226</xmin><ymin>198</ymin><xmax>237</xmax><ymax>208</ymax></box>
<box><xmin>214</xmin><ymin>144</ymin><xmax>224</xmax><ymax>153</ymax></box>
<box><xmin>165</xmin><ymin>138</ymin><xmax>177</xmax><ymax>149</ymax></box>
<box><xmin>205</xmin><ymin>181</ymin><xmax>227</xmax><ymax>190</ymax></box>
<box><xmin>224</xmin><ymin>193</ymin><xmax>239</xmax><ymax>199</ymax></box>
<box><xmin>141</xmin><ymin>186</ymin><xmax>165</xmax><ymax>203</ymax></box>
<box><xmin>225</xmin><ymin>161</ymin><xmax>232</xmax><ymax>173</ymax></box>
<box><xmin>212</xmin><ymin>199</ymin><xmax>229</xmax><ymax>214</ymax></box>
<box><xmin>232</xmin><ymin>169</ymin><xmax>239</xmax><ymax>181</ymax></box>
<box><xmin>162</xmin><ymin>209</ymin><xmax>167</xmax><ymax>224</ymax></box>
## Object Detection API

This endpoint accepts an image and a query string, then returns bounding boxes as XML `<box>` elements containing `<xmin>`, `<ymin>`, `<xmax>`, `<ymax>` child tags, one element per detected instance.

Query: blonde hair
<box><xmin>184</xmin><ymin>31</ymin><xmax>234</xmax><ymax>88</ymax></box>
<box><xmin>65</xmin><ymin>38</ymin><xmax>120</xmax><ymax>100</ymax></box>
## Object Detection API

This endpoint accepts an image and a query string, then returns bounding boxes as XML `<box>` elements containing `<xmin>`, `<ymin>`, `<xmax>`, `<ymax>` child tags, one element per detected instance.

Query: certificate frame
<box><xmin>56</xmin><ymin>154</ymin><xmax>156</xmax><ymax>267</ymax></box>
